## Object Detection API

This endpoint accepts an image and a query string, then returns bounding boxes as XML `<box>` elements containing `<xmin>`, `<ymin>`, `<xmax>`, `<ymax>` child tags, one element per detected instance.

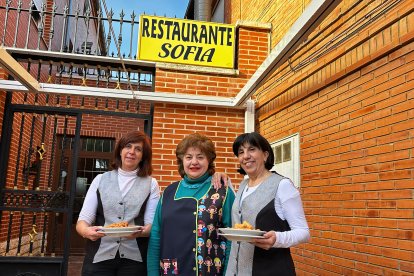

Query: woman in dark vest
<box><xmin>226</xmin><ymin>132</ymin><xmax>310</xmax><ymax>276</ymax></box>
<box><xmin>76</xmin><ymin>131</ymin><xmax>160</xmax><ymax>276</ymax></box>
<box><xmin>147</xmin><ymin>133</ymin><xmax>236</xmax><ymax>276</ymax></box>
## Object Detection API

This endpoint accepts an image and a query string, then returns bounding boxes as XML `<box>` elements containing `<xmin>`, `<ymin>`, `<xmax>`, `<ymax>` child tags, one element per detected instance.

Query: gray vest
<box><xmin>93</xmin><ymin>170</ymin><xmax>151</xmax><ymax>263</ymax></box>
<box><xmin>226</xmin><ymin>173</ymin><xmax>283</xmax><ymax>275</ymax></box>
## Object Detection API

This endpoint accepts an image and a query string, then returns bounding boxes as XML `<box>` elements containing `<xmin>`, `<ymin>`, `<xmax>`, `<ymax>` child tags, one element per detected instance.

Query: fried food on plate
<box><xmin>234</xmin><ymin>220</ymin><xmax>254</xmax><ymax>230</ymax></box>
<box><xmin>106</xmin><ymin>221</ymin><xmax>129</xmax><ymax>228</ymax></box>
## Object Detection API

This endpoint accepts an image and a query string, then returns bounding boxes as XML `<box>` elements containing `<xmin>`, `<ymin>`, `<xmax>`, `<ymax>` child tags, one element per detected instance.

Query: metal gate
<box><xmin>0</xmin><ymin>91</ymin><xmax>153</xmax><ymax>275</ymax></box>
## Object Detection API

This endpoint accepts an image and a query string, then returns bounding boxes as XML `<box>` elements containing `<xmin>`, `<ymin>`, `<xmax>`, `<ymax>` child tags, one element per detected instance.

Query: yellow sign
<box><xmin>138</xmin><ymin>15</ymin><xmax>235</xmax><ymax>69</ymax></box>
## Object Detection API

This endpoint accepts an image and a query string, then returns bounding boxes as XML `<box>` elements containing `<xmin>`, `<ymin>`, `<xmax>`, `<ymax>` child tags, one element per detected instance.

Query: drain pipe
<box><xmin>194</xmin><ymin>0</ymin><xmax>212</xmax><ymax>21</ymax></box>
<box><xmin>245</xmin><ymin>98</ymin><xmax>255</xmax><ymax>133</ymax></box>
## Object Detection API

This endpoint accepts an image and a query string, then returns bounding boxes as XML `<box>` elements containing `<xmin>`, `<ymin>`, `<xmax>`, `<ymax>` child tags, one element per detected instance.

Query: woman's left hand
<box><xmin>125</xmin><ymin>224</ymin><xmax>152</xmax><ymax>239</ymax></box>
<box><xmin>211</xmin><ymin>172</ymin><xmax>229</xmax><ymax>189</ymax></box>
<box><xmin>251</xmin><ymin>231</ymin><xmax>276</xmax><ymax>250</ymax></box>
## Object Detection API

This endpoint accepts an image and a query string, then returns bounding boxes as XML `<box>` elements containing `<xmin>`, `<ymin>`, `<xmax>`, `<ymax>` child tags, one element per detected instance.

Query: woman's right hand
<box><xmin>82</xmin><ymin>226</ymin><xmax>106</xmax><ymax>241</ymax></box>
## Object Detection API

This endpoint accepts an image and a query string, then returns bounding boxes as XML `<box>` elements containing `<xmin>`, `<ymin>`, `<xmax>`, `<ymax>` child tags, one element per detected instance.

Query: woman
<box><xmin>226</xmin><ymin>132</ymin><xmax>310</xmax><ymax>276</ymax></box>
<box><xmin>76</xmin><ymin>130</ymin><xmax>160</xmax><ymax>276</ymax></box>
<box><xmin>147</xmin><ymin>133</ymin><xmax>235</xmax><ymax>276</ymax></box>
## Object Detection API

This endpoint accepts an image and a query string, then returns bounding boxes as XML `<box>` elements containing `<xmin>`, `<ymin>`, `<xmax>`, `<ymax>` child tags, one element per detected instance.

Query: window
<box><xmin>271</xmin><ymin>133</ymin><xmax>300</xmax><ymax>187</ymax></box>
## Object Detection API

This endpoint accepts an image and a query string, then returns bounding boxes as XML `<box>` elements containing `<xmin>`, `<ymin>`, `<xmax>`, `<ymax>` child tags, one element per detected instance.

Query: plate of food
<box><xmin>98</xmin><ymin>221</ymin><xmax>143</xmax><ymax>236</ymax></box>
<box><xmin>219</xmin><ymin>233</ymin><xmax>265</xmax><ymax>242</ymax></box>
<box><xmin>218</xmin><ymin>221</ymin><xmax>266</xmax><ymax>236</ymax></box>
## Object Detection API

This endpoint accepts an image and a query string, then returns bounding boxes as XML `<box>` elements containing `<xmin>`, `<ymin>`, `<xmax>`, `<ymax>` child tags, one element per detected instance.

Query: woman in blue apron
<box><xmin>147</xmin><ymin>133</ymin><xmax>235</xmax><ymax>276</ymax></box>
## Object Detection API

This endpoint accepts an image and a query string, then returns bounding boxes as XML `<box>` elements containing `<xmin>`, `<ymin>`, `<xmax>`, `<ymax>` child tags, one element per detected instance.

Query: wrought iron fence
<box><xmin>0</xmin><ymin>0</ymin><xmax>155</xmax><ymax>91</ymax></box>
<box><xmin>0</xmin><ymin>0</ymin><xmax>144</xmax><ymax>58</ymax></box>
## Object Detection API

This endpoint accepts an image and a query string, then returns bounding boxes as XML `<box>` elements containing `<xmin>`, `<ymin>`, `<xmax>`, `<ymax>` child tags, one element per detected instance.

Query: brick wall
<box><xmin>152</xmin><ymin>103</ymin><xmax>245</xmax><ymax>190</ymax></box>
<box><xmin>228</xmin><ymin>0</ymin><xmax>311</xmax><ymax>48</ymax></box>
<box><xmin>152</xmin><ymin>24</ymin><xmax>270</xmax><ymax>189</ymax></box>
<box><xmin>235</xmin><ymin>0</ymin><xmax>414</xmax><ymax>275</ymax></box>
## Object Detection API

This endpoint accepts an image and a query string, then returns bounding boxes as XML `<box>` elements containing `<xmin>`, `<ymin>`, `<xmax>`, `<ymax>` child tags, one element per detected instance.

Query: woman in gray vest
<box><xmin>226</xmin><ymin>132</ymin><xmax>310</xmax><ymax>276</ymax></box>
<box><xmin>76</xmin><ymin>130</ymin><xmax>160</xmax><ymax>276</ymax></box>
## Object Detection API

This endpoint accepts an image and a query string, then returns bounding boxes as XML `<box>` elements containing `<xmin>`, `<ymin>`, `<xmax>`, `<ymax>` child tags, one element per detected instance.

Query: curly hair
<box><xmin>175</xmin><ymin>133</ymin><xmax>216</xmax><ymax>178</ymax></box>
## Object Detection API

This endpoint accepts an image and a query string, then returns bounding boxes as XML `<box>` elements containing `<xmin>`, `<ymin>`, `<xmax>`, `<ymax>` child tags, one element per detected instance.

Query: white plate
<box><xmin>99</xmin><ymin>226</ymin><xmax>143</xmax><ymax>232</ymax></box>
<box><xmin>218</xmin><ymin>228</ymin><xmax>265</xmax><ymax>236</ymax></box>
<box><xmin>98</xmin><ymin>230</ymin><xmax>140</xmax><ymax>237</ymax></box>
<box><xmin>219</xmin><ymin>233</ymin><xmax>265</xmax><ymax>242</ymax></box>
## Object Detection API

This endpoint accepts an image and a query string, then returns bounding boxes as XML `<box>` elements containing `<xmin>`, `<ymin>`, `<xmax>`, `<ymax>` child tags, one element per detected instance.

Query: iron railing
<box><xmin>0</xmin><ymin>0</ymin><xmax>156</xmax><ymax>91</ymax></box>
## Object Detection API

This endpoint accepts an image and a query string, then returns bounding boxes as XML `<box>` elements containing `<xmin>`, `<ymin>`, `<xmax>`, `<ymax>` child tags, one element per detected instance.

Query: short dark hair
<box><xmin>232</xmin><ymin>132</ymin><xmax>274</xmax><ymax>175</ymax></box>
<box><xmin>112</xmin><ymin>131</ymin><xmax>152</xmax><ymax>177</ymax></box>
<box><xmin>176</xmin><ymin>133</ymin><xmax>216</xmax><ymax>178</ymax></box>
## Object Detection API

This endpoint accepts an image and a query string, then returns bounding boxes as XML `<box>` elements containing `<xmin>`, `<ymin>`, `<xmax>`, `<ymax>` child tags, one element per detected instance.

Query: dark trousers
<box><xmin>82</xmin><ymin>251</ymin><xmax>147</xmax><ymax>276</ymax></box>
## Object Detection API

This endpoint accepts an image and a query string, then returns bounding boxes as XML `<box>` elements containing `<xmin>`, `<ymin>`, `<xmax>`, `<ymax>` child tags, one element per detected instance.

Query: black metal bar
<box><xmin>72</xmin><ymin>3</ymin><xmax>80</xmax><ymax>54</ymax></box>
<box><xmin>61</xmin><ymin>112</ymin><xmax>82</xmax><ymax>276</ymax></box>
<box><xmin>24</xmin><ymin>1</ymin><xmax>33</xmax><ymax>49</ymax></box>
<box><xmin>1</xmin><ymin>0</ymin><xmax>11</xmax><ymax>46</ymax></box>
<box><xmin>96</xmin><ymin>66</ymin><xmax>101</xmax><ymax>86</ymax></box>
<box><xmin>95</xmin><ymin>7</ymin><xmax>102</xmax><ymax>56</ymax></box>
<box><xmin>83</xmin><ymin>6</ymin><xmax>91</xmax><ymax>55</ymax></box>
<box><xmin>33</xmin><ymin>114</ymin><xmax>48</xmax><ymax>190</ymax></box>
<box><xmin>47</xmin><ymin>116</ymin><xmax>58</xmax><ymax>190</ymax></box>
<box><xmin>37</xmin><ymin>2</ymin><xmax>45</xmax><ymax>50</ymax></box>
<box><xmin>117</xmin><ymin>10</ymin><xmax>124</xmax><ymax>55</ymax></box>
<box><xmin>57</xmin><ymin>116</ymin><xmax>69</xmax><ymax>191</ymax></box>
<box><xmin>58</xmin><ymin>63</ymin><xmax>63</xmax><ymax>84</ymax></box>
<box><xmin>12</xmin><ymin>1</ymin><xmax>22</xmax><ymax>48</ymax></box>
<box><xmin>13</xmin><ymin>112</ymin><xmax>25</xmax><ymax>189</ymax></box>
<box><xmin>16</xmin><ymin>211</ymin><xmax>25</xmax><ymax>256</ymax></box>
<box><xmin>51</xmin><ymin>212</ymin><xmax>58</xmax><ymax>256</ymax></box>
<box><xmin>40</xmin><ymin>213</ymin><xmax>48</xmax><ymax>256</ymax></box>
<box><xmin>68</xmin><ymin>63</ymin><xmax>73</xmax><ymax>85</ymax></box>
<box><xmin>48</xmin><ymin>62</ymin><xmax>53</xmax><ymax>84</ymax></box>
<box><xmin>0</xmin><ymin>92</ymin><xmax>13</xmax><ymax>237</ymax></box>
<box><xmin>145</xmin><ymin>104</ymin><xmax>154</xmax><ymax>139</ymax></box>
<box><xmin>60</xmin><ymin>4</ymin><xmax>69</xmax><ymax>52</ymax></box>
<box><xmin>129</xmin><ymin>11</ymin><xmax>136</xmax><ymax>58</ymax></box>
<box><xmin>5</xmin><ymin>211</ymin><xmax>13</xmax><ymax>254</ymax></box>
<box><xmin>28</xmin><ymin>213</ymin><xmax>37</xmax><ymax>256</ymax></box>
<box><xmin>48</xmin><ymin>3</ymin><xmax>57</xmax><ymax>51</ymax></box>
<box><xmin>36</xmin><ymin>59</ymin><xmax>42</xmax><ymax>81</ymax></box>
<box><xmin>23</xmin><ymin>115</ymin><xmax>36</xmax><ymax>189</ymax></box>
